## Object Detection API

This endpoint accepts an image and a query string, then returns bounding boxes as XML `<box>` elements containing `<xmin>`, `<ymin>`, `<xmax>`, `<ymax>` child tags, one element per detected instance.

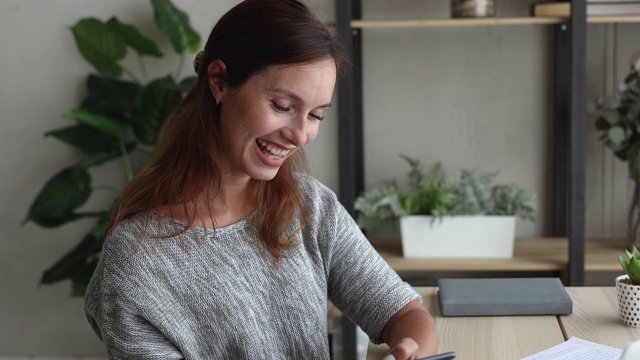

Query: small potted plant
<box><xmin>354</xmin><ymin>155</ymin><xmax>536</xmax><ymax>258</ymax></box>
<box><xmin>617</xmin><ymin>247</ymin><xmax>640</xmax><ymax>327</ymax></box>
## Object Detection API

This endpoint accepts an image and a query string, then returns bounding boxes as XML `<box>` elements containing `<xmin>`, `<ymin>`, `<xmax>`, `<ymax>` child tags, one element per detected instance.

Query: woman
<box><xmin>84</xmin><ymin>0</ymin><xmax>438</xmax><ymax>359</ymax></box>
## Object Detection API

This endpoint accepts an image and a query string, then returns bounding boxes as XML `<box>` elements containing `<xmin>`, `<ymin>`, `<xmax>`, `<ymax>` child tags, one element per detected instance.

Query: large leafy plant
<box><xmin>588</xmin><ymin>53</ymin><xmax>640</xmax><ymax>250</ymax></box>
<box><xmin>23</xmin><ymin>0</ymin><xmax>200</xmax><ymax>296</ymax></box>
<box><xmin>588</xmin><ymin>54</ymin><xmax>640</xmax><ymax>183</ymax></box>
<box><xmin>354</xmin><ymin>155</ymin><xmax>536</xmax><ymax>232</ymax></box>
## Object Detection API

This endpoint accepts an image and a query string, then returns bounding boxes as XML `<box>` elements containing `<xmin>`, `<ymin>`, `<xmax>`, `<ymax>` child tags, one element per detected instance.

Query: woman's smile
<box><xmin>256</xmin><ymin>139</ymin><xmax>291</xmax><ymax>159</ymax></box>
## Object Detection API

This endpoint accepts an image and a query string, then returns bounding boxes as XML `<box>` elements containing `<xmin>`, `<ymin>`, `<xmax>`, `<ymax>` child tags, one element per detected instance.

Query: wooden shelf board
<box><xmin>351</xmin><ymin>17</ymin><xmax>565</xmax><ymax>28</ymax></box>
<box><xmin>350</xmin><ymin>16</ymin><xmax>640</xmax><ymax>28</ymax></box>
<box><xmin>588</xmin><ymin>15</ymin><xmax>640</xmax><ymax>24</ymax></box>
<box><xmin>371</xmin><ymin>237</ymin><xmax>625</xmax><ymax>273</ymax></box>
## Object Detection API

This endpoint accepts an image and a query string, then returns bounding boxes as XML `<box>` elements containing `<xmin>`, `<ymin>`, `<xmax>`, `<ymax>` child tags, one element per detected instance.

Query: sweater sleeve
<box><xmin>84</xmin><ymin>228</ymin><xmax>184</xmax><ymax>360</ymax></box>
<box><xmin>313</xmin><ymin>180</ymin><xmax>421</xmax><ymax>344</ymax></box>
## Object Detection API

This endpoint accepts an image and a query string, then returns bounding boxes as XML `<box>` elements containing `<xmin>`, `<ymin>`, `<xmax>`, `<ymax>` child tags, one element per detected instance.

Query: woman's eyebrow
<box><xmin>268</xmin><ymin>88</ymin><xmax>332</xmax><ymax>108</ymax></box>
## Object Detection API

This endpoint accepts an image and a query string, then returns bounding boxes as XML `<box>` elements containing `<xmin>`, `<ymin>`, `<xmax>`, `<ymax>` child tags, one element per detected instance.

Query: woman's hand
<box><xmin>380</xmin><ymin>300</ymin><xmax>438</xmax><ymax>359</ymax></box>
<box><xmin>382</xmin><ymin>337</ymin><xmax>420</xmax><ymax>360</ymax></box>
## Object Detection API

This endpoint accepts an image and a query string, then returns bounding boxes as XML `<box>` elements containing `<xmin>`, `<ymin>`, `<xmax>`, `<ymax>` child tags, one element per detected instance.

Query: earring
<box><xmin>215</xmin><ymin>98</ymin><xmax>220</xmax><ymax>106</ymax></box>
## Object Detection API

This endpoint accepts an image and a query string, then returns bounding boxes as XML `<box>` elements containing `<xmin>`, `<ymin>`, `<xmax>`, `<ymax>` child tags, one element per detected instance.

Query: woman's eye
<box><xmin>272</xmin><ymin>102</ymin><xmax>290</xmax><ymax>112</ymax></box>
<box><xmin>310</xmin><ymin>113</ymin><xmax>324</xmax><ymax>121</ymax></box>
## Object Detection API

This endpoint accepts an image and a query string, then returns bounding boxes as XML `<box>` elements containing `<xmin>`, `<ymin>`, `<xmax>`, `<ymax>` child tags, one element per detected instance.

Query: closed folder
<box><xmin>437</xmin><ymin>278</ymin><xmax>573</xmax><ymax>317</ymax></box>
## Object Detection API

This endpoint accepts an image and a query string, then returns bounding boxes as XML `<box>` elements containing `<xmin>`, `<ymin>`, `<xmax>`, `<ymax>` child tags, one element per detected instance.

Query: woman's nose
<box><xmin>282</xmin><ymin>116</ymin><xmax>308</xmax><ymax>147</ymax></box>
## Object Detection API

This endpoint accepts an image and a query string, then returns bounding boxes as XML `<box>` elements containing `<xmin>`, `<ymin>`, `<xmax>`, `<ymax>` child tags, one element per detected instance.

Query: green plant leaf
<box><xmin>586</xmin><ymin>100</ymin><xmax>598</xmax><ymax>114</ymax></box>
<box><xmin>621</xmin><ymin>255</ymin><xmax>630</xmax><ymax>274</ymax></box>
<box><xmin>404</xmin><ymin>195</ymin><xmax>421</xmax><ymax>215</ymax></box>
<box><xmin>626</xmin><ymin>103</ymin><xmax>640</xmax><ymax>121</ymax></box>
<box><xmin>177</xmin><ymin>76</ymin><xmax>197</xmax><ymax>93</ymax></box>
<box><xmin>71</xmin><ymin>257</ymin><xmax>99</xmax><ymax>297</ymax></box>
<box><xmin>131</xmin><ymin>76</ymin><xmax>182</xmax><ymax>145</ymax></box>
<box><xmin>46</xmin><ymin>124</ymin><xmax>121</xmax><ymax>154</ymax></box>
<box><xmin>628</xmin><ymin>256</ymin><xmax>640</xmax><ymax>284</ymax></box>
<box><xmin>81</xmin><ymin>74</ymin><xmax>141</xmax><ymax>118</ymax></box>
<box><xmin>75</xmin><ymin>145</ymin><xmax>133</xmax><ymax>168</ymax></box>
<box><xmin>151</xmin><ymin>0</ymin><xmax>200</xmax><ymax>54</ymax></box>
<box><xmin>602</xmin><ymin>109</ymin><xmax>621</xmax><ymax>125</ymax></box>
<box><xmin>422</xmin><ymin>162</ymin><xmax>443</xmax><ymax>189</ymax></box>
<box><xmin>625</xmin><ymin>72</ymin><xmax>638</xmax><ymax>85</ymax></box>
<box><xmin>601</xmin><ymin>96</ymin><xmax>621</xmax><ymax>109</ymax></box>
<box><xmin>40</xmin><ymin>231</ymin><xmax>101</xmax><ymax>285</ymax></box>
<box><xmin>608</xmin><ymin>126</ymin><xmax>626</xmax><ymax>145</ymax></box>
<box><xmin>66</xmin><ymin>108</ymin><xmax>127</xmax><ymax>138</ymax></box>
<box><xmin>105</xmin><ymin>17</ymin><xmax>162</xmax><ymax>57</ymax></box>
<box><xmin>90</xmin><ymin>218</ymin><xmax>111</xmax><ymax>240</ymax></box>
<box><xmin>594</xmin><ymin>117</ymin><xmax>611</xmax><ymax>131</ymax></box>
<box><xmin>25</xmin><ymin>167</ymin><xmax>92</xmax><ymax>227</ymax></box>
<box><xmin>71</xmin><ymin>18</ymin><xmax>126</xmax><ymax>77</ymax></box>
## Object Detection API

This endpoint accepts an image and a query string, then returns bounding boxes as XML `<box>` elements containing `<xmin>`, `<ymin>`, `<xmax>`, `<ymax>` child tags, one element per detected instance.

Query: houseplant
<box><xmin>354</xmin><ymin>155</ymin><xmax>536</xmax><ymax>258</ymax></box>
<box><xmin>588</xmin><ymin>52</ymin><xmax>640</xmax><ymax>250</ymax></box>
<box><xmin>22</xmin><ymin>0</ymin><xmax>200</xmax><ymax>296</ymax></box>
<box><xmin>616</xmin><ymin>246</ymin><xmax>640</xmax><ymax>327</ymax></box>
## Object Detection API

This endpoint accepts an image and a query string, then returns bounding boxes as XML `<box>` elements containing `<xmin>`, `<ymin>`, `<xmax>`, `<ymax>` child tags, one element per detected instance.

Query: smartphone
<box><xmin>417</xmin><ymin>352</ymin><xmax>456</xmax><ymax>360</ymax></box>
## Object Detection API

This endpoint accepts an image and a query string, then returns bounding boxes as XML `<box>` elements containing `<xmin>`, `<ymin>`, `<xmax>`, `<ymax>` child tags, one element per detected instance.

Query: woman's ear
<box><xmin>207</xmin><ymin>59</ymin><xmax>227</xmax><ymax>103</ymax></box>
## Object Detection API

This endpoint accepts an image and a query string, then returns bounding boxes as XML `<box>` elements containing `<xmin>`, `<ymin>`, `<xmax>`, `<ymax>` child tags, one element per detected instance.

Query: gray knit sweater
<box><xmin>85</xmin><ymin>174</ymin><xmax>419</xmax><ymax>359</ymax></box>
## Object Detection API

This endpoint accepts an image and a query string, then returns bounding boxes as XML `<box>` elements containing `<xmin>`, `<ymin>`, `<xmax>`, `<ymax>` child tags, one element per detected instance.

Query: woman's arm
<box><xmin>381</xmin><ymin>300</ymin><xmax>438</xmax><ymax>360</ymax></box>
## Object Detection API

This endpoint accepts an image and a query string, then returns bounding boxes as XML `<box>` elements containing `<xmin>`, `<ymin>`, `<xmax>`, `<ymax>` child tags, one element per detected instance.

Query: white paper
<box><xmin>521</xmin><ymin>336</ymin><xmax>622</xmax><ymax>360</ymax></box>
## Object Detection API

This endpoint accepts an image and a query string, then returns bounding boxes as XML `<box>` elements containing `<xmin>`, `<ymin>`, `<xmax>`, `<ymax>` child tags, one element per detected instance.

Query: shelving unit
<box><xmin>333</xmin><ymin>1</ymin><xmax>591</xmax><ymax>359</ymax></box>
<box><xmin>334</xmin><ymin>0</ymin><xmax>587</xmax><ymax>283</ymax></box>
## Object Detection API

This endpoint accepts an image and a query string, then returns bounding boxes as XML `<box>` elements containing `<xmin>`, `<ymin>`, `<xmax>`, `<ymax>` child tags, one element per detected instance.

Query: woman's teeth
<box><xmin>257</xmin><ymin>139</ymin><xmax>291</xmax><ymax>159</ymax></box>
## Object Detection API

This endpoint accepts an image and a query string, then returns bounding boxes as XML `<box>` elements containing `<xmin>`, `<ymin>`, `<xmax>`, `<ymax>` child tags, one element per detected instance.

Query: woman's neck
<box><xmin>157</xmin><ymin>179</ymin><xmax>254</xmax><ymax>229</ymax></box>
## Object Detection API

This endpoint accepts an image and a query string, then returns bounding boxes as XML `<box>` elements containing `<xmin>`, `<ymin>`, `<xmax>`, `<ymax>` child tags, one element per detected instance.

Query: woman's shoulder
<box><xmin>101</xmin><ymin>212</ymin><xmax>180</xmax><ymax>263</ymax></box>
<box><xmin>293</xmin><ymin>173</ymin><xmax>346</xmax><ymax>222</ymax></box>
<box><xmin>294</xmin><ymin>173</ymin><xmax>336</xmax><ymax>200</ymax></box>
<box><xmin>104</xmin><ymin>212</ymin><xmax>149</xmax><ymax>248</ymax></box>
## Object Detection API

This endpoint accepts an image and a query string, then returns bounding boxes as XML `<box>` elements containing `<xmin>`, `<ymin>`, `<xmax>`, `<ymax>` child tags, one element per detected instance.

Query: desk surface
<box><xmin>367</xmin><ymin>287</ymin><xmax>640</xmax><ymax>360</ymax></box>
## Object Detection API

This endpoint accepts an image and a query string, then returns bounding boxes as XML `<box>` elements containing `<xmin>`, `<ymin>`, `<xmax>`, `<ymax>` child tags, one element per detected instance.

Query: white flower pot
<box><xmin>616</xmin><ymin>274</ymin><xmax>640</xmax><ymax>327</ymax></box>
<box><xmin>399</xmin><ymin>215</ymin><xmax>516</xmax><ymax>258</ymax></box>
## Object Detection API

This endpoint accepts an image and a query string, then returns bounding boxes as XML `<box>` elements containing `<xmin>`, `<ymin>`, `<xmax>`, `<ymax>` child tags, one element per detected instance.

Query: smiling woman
<box><xmin>83</xmin><ymin>0</ymin><xmax>438</xmax><ymax>359</ymax></box>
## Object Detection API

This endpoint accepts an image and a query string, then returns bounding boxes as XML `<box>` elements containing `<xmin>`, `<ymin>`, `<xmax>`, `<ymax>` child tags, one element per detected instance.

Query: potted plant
<box><xmin>588</xmin><ymin>52</ymin><xmax>640</xmax><ymax>250</ymax></box>
<box><xmin>616</xmin><ymin>246</ymin><xmax>640</xmax><ymax>327</ymax></box>
<box><xmin>354</xmin><ymin>155</ymin><xmax>536</xmax><ymax>258</ymax></box>
<box><xmin>22</xmin><ymin>0</ymin><xmax>200</xmax><ymax>296</ymax></box>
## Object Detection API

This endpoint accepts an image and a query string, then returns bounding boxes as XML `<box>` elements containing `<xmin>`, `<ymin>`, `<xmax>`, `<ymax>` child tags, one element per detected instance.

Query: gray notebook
<box><xmin>437</xmin><ymin>278</ymin><xmax>573</xmax><ymax>317</ymax></box>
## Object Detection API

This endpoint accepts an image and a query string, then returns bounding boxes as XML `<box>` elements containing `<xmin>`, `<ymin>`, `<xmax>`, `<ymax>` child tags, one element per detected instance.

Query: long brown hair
<box><xmin>109</xmin><ymin>0</ymin><xmax>348</xmax><ymax>258</ymax></box>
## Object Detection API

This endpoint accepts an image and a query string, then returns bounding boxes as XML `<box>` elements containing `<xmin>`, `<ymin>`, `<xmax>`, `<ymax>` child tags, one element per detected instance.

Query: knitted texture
<box><xmin>85</xmin><ymin>174</ymin><xmax>420</xmax><ymax>359</ymax></box>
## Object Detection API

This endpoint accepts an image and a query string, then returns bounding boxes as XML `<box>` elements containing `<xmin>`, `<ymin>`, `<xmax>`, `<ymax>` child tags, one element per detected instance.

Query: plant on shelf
<box><xmin>354</xmin><ymin>155</ymin><xmax>536</xmax><ymax>232</ymax></box>
<box><xmin>22</xmin><ymin>0</ymin><xmax>200</xmax><ymax>296</ymax></box>
<box><xmin>616</xmin><ymin>246</ymin><xmax>640</xmax><ymax>327</ymax></box>
<box><xmin>588</xmin><ymin>52</ymin><xmax>640</xmax><ymax>250</ymax></box>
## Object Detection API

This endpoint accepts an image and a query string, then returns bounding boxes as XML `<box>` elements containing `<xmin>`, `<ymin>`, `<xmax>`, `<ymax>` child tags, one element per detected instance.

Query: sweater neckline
<box><xmin>150</xmin><ymin>210</ymin><xmax>254</xmax><ymax>237</ymax></box>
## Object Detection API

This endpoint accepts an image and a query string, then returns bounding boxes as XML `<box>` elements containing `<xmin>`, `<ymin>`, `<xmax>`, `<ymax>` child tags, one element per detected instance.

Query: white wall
<box><xmin>0</xmin><ymin>0</ymin><xmax>632</xmax><ymax>356</ymax></box>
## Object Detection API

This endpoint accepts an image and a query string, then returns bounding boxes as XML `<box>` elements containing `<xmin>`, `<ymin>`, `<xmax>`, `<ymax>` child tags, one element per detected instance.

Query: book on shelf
<box><xmin>533</xmin><ymin>1</ymin><xmax>640</xmax><ymax>16</ymax></box>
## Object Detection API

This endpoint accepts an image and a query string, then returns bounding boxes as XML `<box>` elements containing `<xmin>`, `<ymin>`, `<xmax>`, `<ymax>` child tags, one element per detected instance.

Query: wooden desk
<box><xmin>562</xmin><ymin>287</ymin><xmax>640</xmax><ymax>348</ymax></box>
<box><xmin>372</xmin><ymin>238</ymin><xmax>625</xmax><ymax>282</ymax></box>
<box><xmin>367</xmin><ymin>287</ymin><xmax>640</xmax><ymax>360</ymax></box>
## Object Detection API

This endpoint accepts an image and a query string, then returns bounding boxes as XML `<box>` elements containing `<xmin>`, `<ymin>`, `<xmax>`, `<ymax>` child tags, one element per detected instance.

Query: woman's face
<box><xmin>214</xmin><ymin>59</ymin><xmax>337</xmax><ymax>183</ymax></box>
